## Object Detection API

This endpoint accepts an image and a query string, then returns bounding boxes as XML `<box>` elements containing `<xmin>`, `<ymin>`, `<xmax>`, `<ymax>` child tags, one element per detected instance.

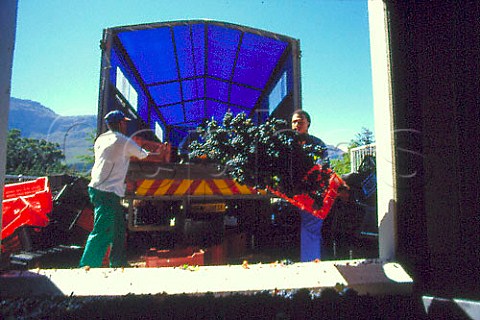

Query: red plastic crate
<box><xmin>145</xmin><ymin>247</ymin><xmax>204</xmax><ymax>267</ymax></box>
<box><xmin>3</xmin><ymin>177</ymin><xmax>52</xmax><ymax>214</ymax></box>
<box><xmin>2</xmin><ymin>198</ymin><xmax>28</xmax><ymax>227</ymax></box>
<box><xmin>205</xmin><ymin>232</ymin><xmax>248</xmax><ymax>265</ymax></box>
<box><xmin>131</xmin><ymin>136</ymin><xmax>171</xmax><ymax>163</ymax></box>
<box><xmin>1</xmin><ymin>198</ymin><xmax>49</xmax><ymax>240</ymax></box>
<box><xmin>3</xmin><ymin>177</ymin><xmax>49</xmax><ymax>199</ymax></box>
<box><xmin>269</xmin><ymin>170</ymin><xmax>346</xmax><ymax>220</ymax></box>
<box><xmin>75</xmin><ymin>207</ymin><xmax>94</xmax><ymax>232</ymax></box>
<box><xmin>1</xmin><ymin>225</ymin><xmax>44</xmax><ymax>255</ymax></box>
<box><xmin>2</xmin><ymin>177</ymin><xmax>52</xmax><ymax>239</ymax></box>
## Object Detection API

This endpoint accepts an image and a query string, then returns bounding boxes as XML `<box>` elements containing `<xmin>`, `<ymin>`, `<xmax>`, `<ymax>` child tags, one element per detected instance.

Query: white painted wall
<box><xmin>368</xmin><ymin>0</ymin><xmax>397</xmax><ymax>260</ymax></box>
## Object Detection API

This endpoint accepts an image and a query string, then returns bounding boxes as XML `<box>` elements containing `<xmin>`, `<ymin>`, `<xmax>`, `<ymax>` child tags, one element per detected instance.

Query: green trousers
<box><xmin>79</xmin><ymin>187</ymin><xmax>128</xmax><ymax>268</ymax></box>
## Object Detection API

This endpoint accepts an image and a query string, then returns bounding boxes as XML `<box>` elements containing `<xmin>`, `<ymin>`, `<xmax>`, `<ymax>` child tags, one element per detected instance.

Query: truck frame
<box><xmin>97</xmin><ymin>20</ymin><xmax>302</xmax><ymax>252</ymax></box>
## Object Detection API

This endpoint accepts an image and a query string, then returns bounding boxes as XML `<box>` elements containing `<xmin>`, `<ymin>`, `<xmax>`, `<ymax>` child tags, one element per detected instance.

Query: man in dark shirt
<box><xmin>291</xmin><ymin>109</ymin><xmax>329</xmax><ymax>262</ymax></box>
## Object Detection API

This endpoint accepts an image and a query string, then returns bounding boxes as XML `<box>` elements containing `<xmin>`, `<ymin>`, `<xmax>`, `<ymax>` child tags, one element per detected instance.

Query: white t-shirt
<box><xmin>89</xmin><ymin>130</ymin><xmax>148</xmax><ymax>197</ymax></box>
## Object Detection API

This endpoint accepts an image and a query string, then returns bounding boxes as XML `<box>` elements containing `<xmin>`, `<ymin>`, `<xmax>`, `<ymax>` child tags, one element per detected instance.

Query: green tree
<box><xmin>330</xmin><ymin>152</ymin><xmax>351</xmax><ymax>175</ymax></box>
<box><xmin>74</xmin><ymin>129</ymin><xmax>96</xmax><ymax>176</ymax></box>
<box><xmin>6</xmin><ymin>129</ymin><xmax>68</xmax><ymax>176</ymax></box>
<box><xmin>330</xmin><ymin>127</ymin><xmax>375</xmax><ymax>175</ymax></box>
<box><xmin>350</xmin><ymin>127</ymin><xmax>375</xmax><ymax>148</ymax></box>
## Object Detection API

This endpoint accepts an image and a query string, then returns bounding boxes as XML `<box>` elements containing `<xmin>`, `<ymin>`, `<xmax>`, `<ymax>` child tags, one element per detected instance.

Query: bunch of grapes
<box><xmin>189</xmin><ymin>112</ymin><xmax>331</xmax><ymax>207</ymax></box>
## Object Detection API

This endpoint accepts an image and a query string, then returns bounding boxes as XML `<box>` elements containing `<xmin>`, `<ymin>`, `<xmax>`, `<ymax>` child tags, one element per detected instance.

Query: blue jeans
<box><xmin>300</xmin><ymin>210</ymin><xmax>323</xmax><ymax>262</ymax></box>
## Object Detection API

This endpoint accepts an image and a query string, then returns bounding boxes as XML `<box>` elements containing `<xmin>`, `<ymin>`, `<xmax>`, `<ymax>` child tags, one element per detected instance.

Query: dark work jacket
<box><xmin>298</xmin><ymin>133</ymin><xmax>330</xmax><ymax>167</ymax></box>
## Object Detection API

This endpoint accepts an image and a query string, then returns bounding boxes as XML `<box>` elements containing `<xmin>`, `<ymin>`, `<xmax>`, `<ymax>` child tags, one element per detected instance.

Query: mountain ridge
<box><xmin>8</xmin><ymin>97</ymin><xmax>96</xmax><ymax>165</ymax></box>
<box><xmin>7</xmin><ymin>97</ymin><xmax>344</xmax><ymax>164</ymax></box>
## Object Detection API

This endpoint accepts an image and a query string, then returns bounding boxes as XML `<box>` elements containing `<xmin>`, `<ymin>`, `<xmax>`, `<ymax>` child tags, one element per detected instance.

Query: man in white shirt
<box><xmin>79</xmin><ymin>110</ymin><xmax>149</xmax><ymax>268</ymax></box>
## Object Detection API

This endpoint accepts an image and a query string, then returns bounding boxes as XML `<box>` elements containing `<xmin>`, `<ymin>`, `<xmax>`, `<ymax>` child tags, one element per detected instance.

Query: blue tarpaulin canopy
<box><xmin>100</xmin><ymin>20</ymin><xmax>300</xmax><ymax>145</ymax></box>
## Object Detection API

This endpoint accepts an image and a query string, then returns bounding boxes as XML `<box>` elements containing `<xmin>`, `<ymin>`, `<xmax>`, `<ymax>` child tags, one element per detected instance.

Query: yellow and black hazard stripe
<box><xmin>132</xmin><ymin>179</ymin><xmax>266</xmax><ymax>197</ymax></box>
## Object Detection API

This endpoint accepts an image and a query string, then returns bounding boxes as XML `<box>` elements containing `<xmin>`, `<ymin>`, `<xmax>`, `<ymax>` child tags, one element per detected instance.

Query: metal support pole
<box><xmin>291</xmin><ymin>39</ymin><xmax>302</xmax><ymax>111</ymax></box>
<box><xmin>0</xmin><ymin>0</ymin><xmax>19</xmax><ymax>258</ymax></box>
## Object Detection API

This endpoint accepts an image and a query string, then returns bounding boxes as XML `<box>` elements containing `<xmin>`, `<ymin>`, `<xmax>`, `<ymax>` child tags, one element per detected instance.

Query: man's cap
<box><xmin>104</xmin><ymin>110</ymin><xmax>131</xmax><ymax>125</ymax></box>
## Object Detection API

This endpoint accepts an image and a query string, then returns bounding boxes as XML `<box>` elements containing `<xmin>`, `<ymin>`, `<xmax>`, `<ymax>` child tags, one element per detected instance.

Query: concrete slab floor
<box><xmin>0</xmin><ymin>259</ymin><xmax>413</xmax><ymax>297</ymax></box>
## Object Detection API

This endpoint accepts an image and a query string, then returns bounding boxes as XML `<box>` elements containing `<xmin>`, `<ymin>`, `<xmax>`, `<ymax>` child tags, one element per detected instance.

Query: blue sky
<box><xmin>10</xmin><ymin>0</ymin><xmax>373</xmax><ymax>149</ymax></box>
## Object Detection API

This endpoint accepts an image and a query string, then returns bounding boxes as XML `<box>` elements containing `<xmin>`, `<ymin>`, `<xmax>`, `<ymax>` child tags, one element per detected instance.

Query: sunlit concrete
<box><xmin>423</xmin><ymin>296</ymin><xmax>480</xmax><ymax>319</ymax></box>
<box><xmin>0</xmin><ymin>259</ymin><xmax>412</xmax><ymax>297</ymax></box>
